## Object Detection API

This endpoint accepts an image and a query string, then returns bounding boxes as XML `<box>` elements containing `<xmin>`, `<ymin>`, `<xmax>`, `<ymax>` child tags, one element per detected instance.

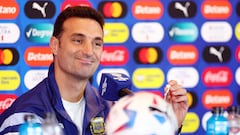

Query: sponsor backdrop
<box><xmin>0</xmin><ymin>0</ymin><xmax>240</xmax><ymax>134</ymax></box>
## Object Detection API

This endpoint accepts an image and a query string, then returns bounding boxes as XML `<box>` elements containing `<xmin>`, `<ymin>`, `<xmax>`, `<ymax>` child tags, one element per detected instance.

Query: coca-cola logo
<box><xmin>0</xmin><ymin>94</ymin><xmax>17</xmax><ymax>114</ymax></box>
<box><xmin>100</xmin><ymin>46</ymin><xmax>129</xmax><ymax>66</ymax></box>
<box><xmin>202</xmin><ymin>66</ymin><xmax>232</xmax><ymax>87</ymax></box>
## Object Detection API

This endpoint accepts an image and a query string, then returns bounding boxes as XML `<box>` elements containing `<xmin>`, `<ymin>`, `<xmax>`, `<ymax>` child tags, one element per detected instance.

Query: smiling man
<box><xmin>0</xmin><ymin>6</ymin><xmax>188</xmax><ymax>135</ymax></box>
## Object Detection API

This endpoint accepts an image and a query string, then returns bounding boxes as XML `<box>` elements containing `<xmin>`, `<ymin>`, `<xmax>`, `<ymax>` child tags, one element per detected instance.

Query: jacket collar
<box><xmin>47</xmin><ymin>63</ymin><xmax>71</xmax><ymax>120</ymax></box>
<box><xmin>48</xmin><ymin>63</ymin><xmax>107</xmax><ymax>134</ymax></box>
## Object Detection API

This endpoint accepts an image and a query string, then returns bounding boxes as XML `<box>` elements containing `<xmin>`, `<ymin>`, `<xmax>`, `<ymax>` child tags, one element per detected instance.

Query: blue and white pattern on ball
<box><xmin>105</xmin><ymin>91</ymin><xmax>178</xmax><ymax>135</ymax></box>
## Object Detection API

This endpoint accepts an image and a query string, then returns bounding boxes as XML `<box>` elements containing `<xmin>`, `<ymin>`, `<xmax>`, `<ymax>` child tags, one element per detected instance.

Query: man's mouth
<box><xmin>78</xmin><ymin>59</ymin><xmax>94</xmax><ymax>65</ymax></box>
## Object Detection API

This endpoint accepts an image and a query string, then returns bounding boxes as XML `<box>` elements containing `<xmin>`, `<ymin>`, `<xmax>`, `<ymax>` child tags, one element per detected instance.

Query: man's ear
<box><xmin>50</xmin><ymin>36</ymin><xmax>59</xmax><ymax>56</ymax></box>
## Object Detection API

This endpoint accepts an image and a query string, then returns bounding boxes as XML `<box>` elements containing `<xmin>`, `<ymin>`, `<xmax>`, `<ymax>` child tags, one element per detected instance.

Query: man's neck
<box><xmin>55</xmin><ymin>69</ymin><xmax>88</xmax><ymax>102</ymax></box>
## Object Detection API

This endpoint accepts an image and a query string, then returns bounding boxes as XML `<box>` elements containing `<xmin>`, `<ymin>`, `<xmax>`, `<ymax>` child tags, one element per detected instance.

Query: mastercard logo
<box><xmin>98</xmin><ymin>1</ymin><xmax>127</xmax><ymax>18</ymax></box>
<box><xmin>0</xmin><ymin>48</ymin><xmax>19</xmax><ymax>66</ymax></box>
<box><xmin>134</xmin><ymin>46</ymin><xmax>162</xmax><ymax>64</ymax></box>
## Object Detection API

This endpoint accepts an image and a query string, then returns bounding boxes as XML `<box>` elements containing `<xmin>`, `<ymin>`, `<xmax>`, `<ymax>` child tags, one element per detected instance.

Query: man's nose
<box><xmin>83</xmin><ymin>40</ymin><xmax>94</xmax><ymax>56</ymax></box>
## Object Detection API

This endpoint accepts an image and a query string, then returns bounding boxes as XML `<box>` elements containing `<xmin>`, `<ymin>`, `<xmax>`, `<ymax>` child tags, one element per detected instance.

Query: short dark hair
<box><xmin>52</xmin><ymin>6</ymin><xmax>104</xmax><ymax>37</ymax></box>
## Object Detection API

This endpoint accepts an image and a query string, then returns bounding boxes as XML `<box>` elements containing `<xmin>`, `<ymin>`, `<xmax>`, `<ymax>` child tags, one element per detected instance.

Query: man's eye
<box><xmin>72</xmin><ymin>39</ymin><xmax>83</xmax><ymax>44</ymax></box>
<box><xmin>93</xmin><ymin>41</ymin><xmax>103</xmax><ymax>46</ymax></box>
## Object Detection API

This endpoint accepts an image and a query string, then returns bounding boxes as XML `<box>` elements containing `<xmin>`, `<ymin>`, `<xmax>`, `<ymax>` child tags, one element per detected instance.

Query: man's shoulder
<box><xmin>0</xmin><ymin>78</ymin><xmax>51</xmax><ymax>122</ymax></box>
<box><xmin>15</xmin><ymin>78</ymin><xmax>49</xmax><ymax>103</ymax></box>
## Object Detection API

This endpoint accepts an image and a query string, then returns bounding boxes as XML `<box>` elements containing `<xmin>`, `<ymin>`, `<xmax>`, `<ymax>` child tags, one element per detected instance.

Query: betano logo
<box><xmin>133</xmin><ymin>46</ymin><xmax>162</xmax><ymax>64</ymax></box>
<box><xmin>0</xmin><ymin>48</ymin><xmax>19</xmax><ymax>66</ymax></box>
<box><xmin>0</xmin><ymin>23</ymin><xmax>20</xmax><ymax>43</ymax></box>
<box><xmin>100</xmin><ymin>46</ymin><xmax>129</xmax><ymax>66</ymax></box>
<box><xmin>132</xmin><ymin>22</ymin><xmax>164</xmax><ymax>43</ymax></box>
<box><xmin>167</xmin><ymin>45</ymin><xmax>198</xmax><ymax>65</ymax></box>
<box><xmin>132</xmin><ymin>1</ymin><xmax>163</xmax><ymax>20</ymax></box>
<box><xmin>202</xmin><ymin>66</ymin><xmax>232</xmax><ymax>87</ymax></box>
<box><xmin>201</xmin><ymin>21</ymin><xmax>232</xmax><ymax>43</ymax></box>
<box><xmin>132</xmin><ymin>68</ymin><xmax>164</xmax><ymax>89</ymax></box>
<box><xmin>98</xmin><ymin>1</ymin><xmax>127</xmax><ymax>18</ymax></box>
<box><xmin>181</xmin><ymin>112</ymin><xmax>199</xmax><ymax>133</ymax></box>
<box><xmin>24</xmin><ymin>47</ymin><xmax>53</xmax><ymax>67</ymax></box>
<box><xmin>103</xmin><ymin>23</ymin><xmax>129</xmax><ymax>43</ymax></box>
<box><xmin>235</xmin><ymin>22</ymin><xmax>240</xmax><ymax>41</ymax></box>
<box><xmin>168</xmin><ymin>22</ymin><xmax>198</xmax><ymax>42</ymax></box>
<box><xmin>201</xmin><ymin>0</ymin><xmax>232</xmax><ymax>19</ymax></box>
<box><xmin>0</xmin><ymin>70</ymin><xmax>20</xmax><ymax>90</ymax></box>
<box><xmin>61</xmin><ymin>0</ymin><xmax>92</xmax><ymax>10</ymax></box>
<box><xmin>25</xmin><ymin>23</ymin><xmax>53</xmax><ymax>43</ymax></box>
<box><xmin>202</xmin><ymin>89</ymin><xmax>233</xmax><ymax>109</ymax></box>
<box><xmin>0</xmin><ymin>0</ymin><xmax>19</xmax><ymax>19</ymax></box>
<box><xmin>0</xmin><ymin>94</ymin><xmax>17</xmax><ymax>114</ymax></box>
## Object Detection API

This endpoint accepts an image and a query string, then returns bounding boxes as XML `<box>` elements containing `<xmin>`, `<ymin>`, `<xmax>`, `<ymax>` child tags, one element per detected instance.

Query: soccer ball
<box><xmin>105</xmin><ymin>91</ymin><xmax>178</xmax><ymax>135</ymax></box>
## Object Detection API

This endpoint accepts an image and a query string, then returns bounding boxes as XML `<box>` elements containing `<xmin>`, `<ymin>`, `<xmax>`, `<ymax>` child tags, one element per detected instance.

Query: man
<box><xmin>0</xmin><ymin>6</ymin><xmax>188</xmax><ymax>135</ymax></box>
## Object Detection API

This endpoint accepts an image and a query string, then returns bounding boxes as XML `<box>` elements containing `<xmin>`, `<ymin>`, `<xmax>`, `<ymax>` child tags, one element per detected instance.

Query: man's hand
<box><xmin>165</xmin><ymin>80</ymin><xmax>189</xmax><ymax>128</ymax></box>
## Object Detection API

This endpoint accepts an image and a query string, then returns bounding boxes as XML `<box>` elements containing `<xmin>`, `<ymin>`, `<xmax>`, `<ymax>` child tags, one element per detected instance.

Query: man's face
<box><xmin>52</xmin><ymin>17</ymin><xmax>103</xmax><ymax>80</ymax></box>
